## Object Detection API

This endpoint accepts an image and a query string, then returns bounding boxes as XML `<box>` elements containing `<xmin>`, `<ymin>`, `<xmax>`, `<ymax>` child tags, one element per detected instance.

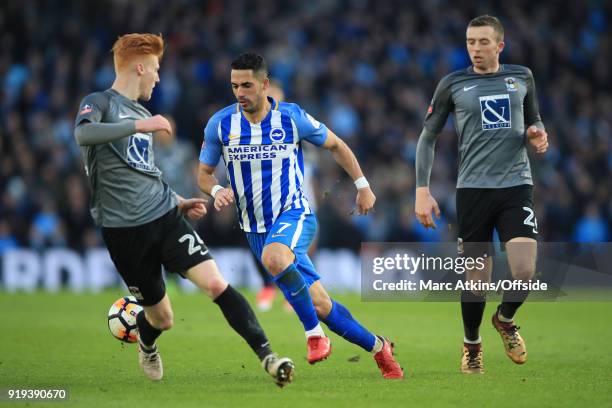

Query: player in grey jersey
<box><xmin>74</xmin><ymin>33</ymin><xmax>293</xmax><ymax>386</ymax></box>
<box><xmin>414</xmin><ymin>16</ymin><xmax>549</xmax><ymax>374</ymax></box>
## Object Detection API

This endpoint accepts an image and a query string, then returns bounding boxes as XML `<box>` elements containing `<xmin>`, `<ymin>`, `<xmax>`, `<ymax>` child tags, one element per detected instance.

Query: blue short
<box><xmin>245</xmin><ymin>208</ymin><xmax>320</xmax><ymax>286</ymax></box>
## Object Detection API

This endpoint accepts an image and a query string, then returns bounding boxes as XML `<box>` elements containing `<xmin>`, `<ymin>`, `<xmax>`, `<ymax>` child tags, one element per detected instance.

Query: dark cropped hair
<box><xmin>468</xmin><ymin>15</ymin><xmax>504</xmax><ymax>42</ymax></box>
<box><xmin>231</xmin><ymin>52</ymin><xmax>268</xmax><ymax>79</ymax></box>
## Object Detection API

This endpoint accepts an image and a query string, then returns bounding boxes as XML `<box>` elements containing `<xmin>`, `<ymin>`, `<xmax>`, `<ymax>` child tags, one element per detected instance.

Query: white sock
<box><xmin>305</xmin><ymin>323</ymin><xmax>325</xmax><ymax>338</ymax></box>
<box><xmin>371</xmin><ymin>336</ymin><xmax>384</xmax><ymax>354</ymax></box>
<box><xmin>464</xmin><ymin>336</ymin><xmax>482</xmax><ymax>345</ymax></box>
<box><xmin>498</xmin><ymin>311</ymin><xmax>514</xmax><ymax>323</ymax></box>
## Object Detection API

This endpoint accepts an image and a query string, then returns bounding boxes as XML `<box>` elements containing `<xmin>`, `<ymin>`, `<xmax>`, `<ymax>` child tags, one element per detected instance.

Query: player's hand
<box><xmin>135</xmin><ymin>115</ymin><xmax>172</xmax><ymax>135</ymax></box>
<box><xmin>213</xmin><ymin>188</ymin><xmax>234</xmax><ymax>211</ymax></box>
<box><xmin>415</xmin><ymin>187</ymin><xmax>441</xmax><ymax>229</ymax></box>
<box><xmin>178</xmin><ymin>197</ymin><xmax>208</xmax><ymax>220</ymax></box>
<box><xmin>526</xmin><ymin>125</ymin><xmax>548</xmax><ymax>154</ymax></box>
<box><xmin>355</xmin><ymin>187</ymin><xmax>376</xmax><ymax>215</ymax></box>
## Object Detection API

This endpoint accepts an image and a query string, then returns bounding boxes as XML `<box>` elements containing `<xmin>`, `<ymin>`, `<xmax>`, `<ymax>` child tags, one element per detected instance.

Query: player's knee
<box><xmin>314</xmin><ymin>302</ymin><xmax>332</xmax><ymax>319</ymax></box>
<box><xmin>205</xmin><ymin>276</ymin><xmax>228</xmax><ymax>299</ymax></box>
<box><xmin>157</xmin><ymin>318</ymin><xmax>174</xmax><ymax>331</ymax></box>
<box><xmin>312</xmin><ymin>296</ymin><xmax>332</xmax><ymax>319</ymax></box>
<box><xmin>468</xmin><ymin>289</ymin><xmax>487</xmax><ymax>298</ymax></box>
<box><xmin>512</xmin><ymin>265</ymin><xmax>535</xmax><ymax>281</ymax></box>
<box><xmin>150</xmin><ymin>312</ymin><xmax>174</xmax><ymax>331</ymax></box>
<box><xmin>261</xmin><ymin>247</ymin><xmax>292</xmax><ymax>276</ymax></box>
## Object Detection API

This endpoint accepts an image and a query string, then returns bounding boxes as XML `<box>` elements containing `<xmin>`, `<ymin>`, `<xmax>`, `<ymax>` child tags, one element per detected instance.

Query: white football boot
<box><xmin>138</xmin><ymin>340</ymin><xmax>163</xmax><ymax>381</ymax></box>
<box><xmin>262</xmin><ymin>353</ymin><xmax>294</xmax><ymax>387</ymax></box>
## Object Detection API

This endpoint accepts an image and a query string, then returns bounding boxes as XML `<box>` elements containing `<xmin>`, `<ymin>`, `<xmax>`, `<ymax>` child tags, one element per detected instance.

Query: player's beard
<box><xmin>242</xmin><ymin>98</ymin><xmax>262</xmax><ymax>114</ymax></box>
<box><xmin>471</xmin><ymin>57</ymin><xmax>487</xmax><ymax>71</ymax></box>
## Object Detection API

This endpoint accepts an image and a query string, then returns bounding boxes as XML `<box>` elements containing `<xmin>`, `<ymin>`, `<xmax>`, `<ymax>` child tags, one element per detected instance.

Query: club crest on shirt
<box><xmin>505</xmin><ymin>77</ymin><xmax>518</xmax><ymax>92</ymax></box>
<box><xmin>479</xmin><ymin>94</ymin><xmax>511</xmax><ymax>130</ymax></box>
<box><xmin>126</xmin><ymin>133</ymin><xmax>153</xmax><ymax>170</ymax></box>
<box><xmin>270</xmin><ymin>127</ymin><xmax>286</xmax><ymax>143</ymax></box>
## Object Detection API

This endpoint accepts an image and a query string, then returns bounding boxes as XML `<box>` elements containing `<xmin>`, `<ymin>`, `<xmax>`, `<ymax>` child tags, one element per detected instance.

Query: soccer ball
<box><xmin>107</xmin><ymin>296</ymin><xmax>143</xmax><ymax>343</ymax></box>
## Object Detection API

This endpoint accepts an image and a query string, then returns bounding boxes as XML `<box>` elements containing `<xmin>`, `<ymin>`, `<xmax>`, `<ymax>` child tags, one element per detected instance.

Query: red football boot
<box><xmin>373</xmin><ymin>337</ymin><xmax>404</xmax><ymax>379</ymax></box>
<box><xmin>307</xmin><ymin>336</ymin><xmax>332</xmax><ymax>364</ymax></box>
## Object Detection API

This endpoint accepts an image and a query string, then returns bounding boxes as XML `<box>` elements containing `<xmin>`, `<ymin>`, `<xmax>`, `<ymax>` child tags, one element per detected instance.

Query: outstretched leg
<box><xmin>309</xmin><ymin>280</ymin><xmax>403</xmax><ymax>379</ymax></box>
<box><xmin>184</xmin><ymin>259</ymin><xmax>294</xmax><ymax>387</ymax></box>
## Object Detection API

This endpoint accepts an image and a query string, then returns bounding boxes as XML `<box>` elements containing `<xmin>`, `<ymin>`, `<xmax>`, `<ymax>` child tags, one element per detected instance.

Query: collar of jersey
<box><xmin>107</xmin><ymin>88</ymin><xmax>139</xmax><ymax>103</ymax></box>
<box><xmin>237</xmin><ymin>96</ymin><xmax>278</xmax><ymax>124</ymax></box>
<box><xmin>467</xmin><ymin>64</ymin><xmax>505</xmax><ymax>75</ymax></box>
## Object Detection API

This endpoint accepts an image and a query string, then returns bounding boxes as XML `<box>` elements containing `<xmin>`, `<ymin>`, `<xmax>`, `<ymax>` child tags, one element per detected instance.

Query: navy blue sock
<box><xmin>273</xmin><ymin>263</ymin><xmax>319</xmax><ymax>331</ymax></box>
<box><xmin>322</xmin><ymin>300</ymin><xmax>376</xmax><ymax>351</ymax></box>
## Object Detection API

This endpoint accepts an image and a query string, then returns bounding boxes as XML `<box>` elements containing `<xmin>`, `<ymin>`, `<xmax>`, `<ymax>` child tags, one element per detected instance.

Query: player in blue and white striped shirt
<box><xmin>198</xmin><ymin>53</ymin><xmax>403</xmax><ymax>378</ymax></box>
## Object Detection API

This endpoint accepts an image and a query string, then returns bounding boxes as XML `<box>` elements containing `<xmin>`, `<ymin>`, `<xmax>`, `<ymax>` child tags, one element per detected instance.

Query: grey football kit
<box><xmin>74</xmin><ymin>89</ymin><xmax>211</xmax><ymax>305</ymax></box>
<box><xmin>416</xmin><ymin>65</ymin><xmax>545</xmax><ymax>252</ymax></box>
<box><xmin>74</xmin><ymin>88</ymin><xmax>176</xmax><ymax>227</ymax></box>
<box><xmin>74</xmin><ymin>90</ymin><xmax>294</xmax><ymax>381</ymax></box>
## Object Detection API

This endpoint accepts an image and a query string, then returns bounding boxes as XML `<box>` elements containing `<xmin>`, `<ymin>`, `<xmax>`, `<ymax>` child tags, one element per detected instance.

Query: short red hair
<box><xmin>111</xmin><ymin>33</ymin><xmax>164</xmax><ymax>71</ymax></box>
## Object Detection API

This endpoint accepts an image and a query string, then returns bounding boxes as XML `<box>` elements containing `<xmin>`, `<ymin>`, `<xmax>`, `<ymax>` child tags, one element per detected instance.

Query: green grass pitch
<box><xmin>1</xmin><ymin>290</ymin><xmax>611</xmax><ymax>407</ymax></box>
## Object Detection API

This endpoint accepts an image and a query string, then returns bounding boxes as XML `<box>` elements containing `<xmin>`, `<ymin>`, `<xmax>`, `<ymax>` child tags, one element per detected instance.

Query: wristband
<box><xmin>211</xmin><ymin>185</ymin><xmax>224</xmax><ymax>198</ymax></box>
<box><xmin>354</xmin><ymin>176</ymin><xmax>370</xmax><ymax>190</ymax></box>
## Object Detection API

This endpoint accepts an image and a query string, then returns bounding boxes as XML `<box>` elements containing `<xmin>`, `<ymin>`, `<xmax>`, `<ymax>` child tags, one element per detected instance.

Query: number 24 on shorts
<box><xmin>522</xmin><ymin>207</ymin><xmax>538</xmax><ymax>234</ymax></box>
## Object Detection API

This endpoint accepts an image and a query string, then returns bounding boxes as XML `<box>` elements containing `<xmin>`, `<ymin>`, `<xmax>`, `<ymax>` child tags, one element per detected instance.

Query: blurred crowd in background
<box><xmin>0</xmin><ymin>0</ymin><xmax>610</xmax><ymax>256</ymax></box>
